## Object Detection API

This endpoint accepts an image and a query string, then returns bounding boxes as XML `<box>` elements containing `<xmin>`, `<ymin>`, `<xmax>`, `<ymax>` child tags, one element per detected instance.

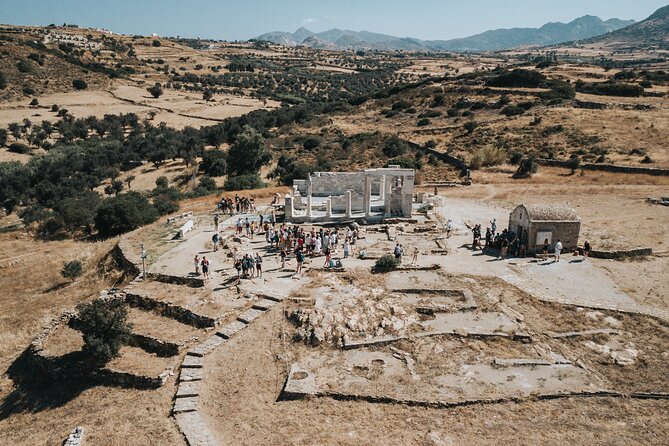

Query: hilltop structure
<box><xmin>285</xmin><ymin>166</ymin><xmax>415</xmax><ymax>222</ymax></box>
<box><xmin>508</xmin><ymin>204</ymin><xmax>581</xmax><ymax>253</ymax></box>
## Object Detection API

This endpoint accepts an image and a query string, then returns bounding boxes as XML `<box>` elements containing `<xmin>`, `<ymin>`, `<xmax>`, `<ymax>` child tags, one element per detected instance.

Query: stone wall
<box><xmin>125</xmin><ymin>292</ymin><xmax>216</xmax><ymax>328</ymax></box>
<box><xmin>308</xmin><ymin>172</ymin><xmax>366</xmax><ymax>196</ymax></box>
<box><xmin>590</xmin><ymin>247</ymin><xmax>653</xmax><ymax>259</ymax></box>
<box><xmin>127</xmin><ymin>333</ymin><xmax>180</xmax><ymax>357</ymax></box>
<box><xmin>536</xmin><ymin>158</ymin><xmax>669</xmax><ymax>177</ymax></box>
<box><xmin>527</xmin><ymin>221</ymin><xmax>581</xmax><ymax>253</ymax></box>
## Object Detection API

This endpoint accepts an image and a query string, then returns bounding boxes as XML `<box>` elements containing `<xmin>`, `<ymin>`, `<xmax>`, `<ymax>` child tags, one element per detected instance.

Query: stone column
<box><xmin>285</xmin><ymin>194</ymin><xmax>294</xmax><ymax>220</ymax></box>
<box><xmin>306</xmin><ymin>195</ymin><xmax>312</xmax><ymax>218</ymax></box>
<box><xmin>379</xmin><ymin>175</ymin><xmax>386</xmax><ymax>200</ymax></box>
<box><xmin>384</xmin><ymin>176</ymin><xmax>393</xmax><ymax>217</ymax></box>
<box><xmin>363</xmin><ymin>175</ymin><xmax>371</xmax><ymax>217</ymax></box>
<box><xmin>326</xmin><ymin>197</ymin><xmax>332</xmax><ymax>218</ymax></box>
<box><xmin>345</xmin><ymin>190</ymin><xmax>352</xmax><ymax>218</ymax></box>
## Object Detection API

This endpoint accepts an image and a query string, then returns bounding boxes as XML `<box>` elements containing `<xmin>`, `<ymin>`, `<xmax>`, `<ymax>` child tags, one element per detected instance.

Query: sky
<box><xmin>0</xmin><ymin>0</ymin><xmax>666</xmax><ymax>41</ymax></box>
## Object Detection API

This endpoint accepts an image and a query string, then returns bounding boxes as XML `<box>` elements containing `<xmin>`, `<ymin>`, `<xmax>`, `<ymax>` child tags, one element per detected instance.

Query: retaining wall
<box><xmin>125</xmin><ymin>292</ymin><xmax>216</xmax><ymax>328</ymax></box>
<box><xmin>536</xmin><ymin>158</ymin><xmax>669</xmax><ymax>177</ymax></box>
<box><xmin>590</xmin><ymin>247</ymin><xmax>653</xmax><ymax>259</ymax></box>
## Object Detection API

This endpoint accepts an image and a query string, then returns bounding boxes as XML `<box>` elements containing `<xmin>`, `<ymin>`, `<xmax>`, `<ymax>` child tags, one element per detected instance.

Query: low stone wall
<box><xmin>27</xmin><ymin>310</ymin><xmax>165</xmax><ymax>389</ymax></box>
<box><xmin>590</xmin><ymin>247</ymin><xmax>653</xmax><ymax>259</ymax></box>
<box><xmin>125</xmin><ymin>292</ymin><xmax>216</xmax><ymax>328</ymax></box>
<box><xmin>537</xmin><ymin>158</ymin><xmax>669</xmax><ymax>177</ymax></box>
<box><xmin>408</xmin><ymin>140</ymin><xmax>469</xmax><ymax>173</ymax></box>
<box><xmin>128</xmin><ymin>333</ymin><xmax>180</xmax><ymax>357</ymax></box>
<box><xmin>145</xmin><ymin>272</ymin><xmax>204</xmax><ymax>288</ymax></box>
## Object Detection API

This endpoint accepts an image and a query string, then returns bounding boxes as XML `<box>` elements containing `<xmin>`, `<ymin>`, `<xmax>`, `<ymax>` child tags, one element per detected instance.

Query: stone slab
<box><xmin>182</xmin><ymin>355</ymin><xmax>204</xmax><ymax>368</ymax></box>
<box><xmin>252</xmin><ymin>298</ymin><xmax>278</xmax><ymax>311</ymax></box>
<box><xmin>547</xmin><ymin>328</ymin><xmax>619</xmax><ymax>338</ymax></box>
<box><xmin>176</xmin><ymin>380</ymin><xmax>201</xmax><ymax>398</ymax></box>
<box><xmin>188</xmin><ymin>336</ymin><xmax>226</xmax><ymax>357</ymax></box>
<box><xmin>216</xmin><ymin>319</ymin><xmax>247</xmax><ymax>339</ymax></box>
<box><xmin>174</xmin><ymin>412</ymin><xmax>219</xmax><ymax>446</ymax></box>
<box><xmin>173</xmin><ymin>396</ymin><xmax>198</xmax><ymax>413</ymax></box>
<box><xmin>179</xmin><ymin>368</ymin><xmax>203</xmax><ymax>382</ymax></box>
<box><xmin>237</xmin><ymin>307</ymin><xmax>266</xmax><ymax>324</ymax></box>
<box><xmin>493</xmin><ymin>358</ymin><xmax>553</xmax><ymax>367</ymax></box>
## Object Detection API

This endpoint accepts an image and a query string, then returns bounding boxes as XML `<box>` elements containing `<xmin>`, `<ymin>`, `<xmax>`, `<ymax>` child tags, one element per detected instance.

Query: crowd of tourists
<box><xmin>217</xmin><ymin>194</ymin><xmax>257</xmax><ymax>215</ymax></box>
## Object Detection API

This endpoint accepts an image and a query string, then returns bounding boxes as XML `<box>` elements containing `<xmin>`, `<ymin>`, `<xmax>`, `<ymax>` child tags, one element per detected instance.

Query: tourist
<box><xmin>236</xmin><ymin>218</ymin><xmax>243</xmax><ymax>235</ymax></box>
<box><xmin>280</xmin><ymin>248</ymin><xmax>287</xmax><ymax>269</ymax></box>
<box><xmin>241</xmin><ymin>255</ymin><xmax>249</xmax><ymax>277</ymax></box>
<box><xmin>446</xmin><ymin>219</ymin><xmax>453</xmax><ymax>238</ymax></box>
<box><xmin>343</xmin><ymin>238</ymin><xmax>350</xmax><ymax>258</ymax></box>
<box><xmin>324</xmin><ymin>249</ymin><xmax>332</xmax><ymax>268</ymax></box>
<box><xmin>394</xmin><ymin>243</ymin><xmax>403</xmax><ymax>263</ymax></box>
<box><xmin>234</xmin><ymin>258</ymin><xmax>242</xmax><ymax>279</ymax></box>
<box><xmin>499</xmin><ymin>238</ymin><xmax>509</xmax><ymax>259</ymax></box>
<box><xmin>245</xmin><ymin>218</ymin><xmax>251</xmax><ymax>237</ymax></box>
<box><xmin>554</xmin><ymin>239</ymin><xmax>563</xmax><ymax>262</ymax></box>
<box><xmin>542</xmin><ymin>238</ymin><xmax>549</xmax><ymax>261</ymax></box>
<box><xmin>248</xmin><ymin>253</ymin><xmax>255</xmax><ymax>277</ymax></box>
<box><xmin>255</xmin><ymin>253</ymin><xmax>263</xmax><ymax>278</ymax></box>
<box><xmin>296</xmin><ymin>248</ymin><xmax>304</xmax><ymax>274</ymax></box>
<box><xmin>490</xmin><ymin>218</ymin><xmax>497</xmax><ymax>236</ymax></box>
<box><xmin>411</xmin><ymin>246</ymin><xmax>419</xmax><ymax>266</ymax></box>
<box><xmin>212</xmin><ymin>232</ymin><xmax>219</xmax><ymax>252</ymax></box>
<box><xmin>583</xmin><ymin>240</ymin><xmax>591</xmax><ymax>259</ymax></box>
<box><xmin>250</xmin><ymin>221</ymin><xmax>255</xmax><ymax>240</ymax></box>
<box><xmin>214</xmin><ymin>213</ymin><xmax>219</xmax><ymax>232</ymax></box>
<box><xmin>201</xmin><ymin>256</ymin><xmax>210</xmax><ymax>279</ymax></box>
<box><xmin>193</xmin><ymin>254</ymin><xmax>200</xmax><ymax>275</ymax></box>
<box><xmin>485</xmin><ymin>228</ymin><xmax>492</xmax><ymax>248</ymax></box>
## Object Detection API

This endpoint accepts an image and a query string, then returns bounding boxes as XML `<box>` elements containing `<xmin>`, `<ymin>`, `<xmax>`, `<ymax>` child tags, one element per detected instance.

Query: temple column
<box><xmin>306</xmin><ymin>195</ymin><xmax>312</xmax><ymax>218</ymax></box>
<box><xmin>345</xmin><ymin>190</ymin><xmax>352</xmax><ymax>218</ymax></box>
<box><xmin>326</xmin><ymin>197</ymin><xmax>332</xmax><ymax>218</ymax></box>
<box><xmin>363</xmin><ymin>176</ymin><xmax>371</xmax><ymax>217</ymax></box>
<box><xmin>285</xmin><ymin>194</ymin><xmax>294</xmax><ymax>220</ymax></box>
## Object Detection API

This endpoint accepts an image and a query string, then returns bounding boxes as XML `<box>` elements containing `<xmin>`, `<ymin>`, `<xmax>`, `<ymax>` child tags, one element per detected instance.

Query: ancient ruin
<box><xmin>285</xmin><ymin>166</ymin><xmax>415</xmax><ymax>222</ymax></box>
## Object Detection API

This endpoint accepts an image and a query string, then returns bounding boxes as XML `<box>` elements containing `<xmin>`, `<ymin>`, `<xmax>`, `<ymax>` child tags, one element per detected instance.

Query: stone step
<box><xmin>182</xmin><ymin>355</ymin><xmax>204</xmax><ymax>368</ymax></box>
<box><xmin>174</xmin><ymin>412</ymin><xmax>218</xmax><ymax>446</ymax></box>
<box><xmin>187</xmin><ymin>336</ymin><xmax>225</xmax><ymax>357</ymax></box>
<box><xmin>258</xmin><ymin>291</ymin><xmax>287</xmax><ymax>302</ymax></box>
<box><xmin>216</xmin><ymin>319</ymin><xmax>247</xmax><ymax>339</ymax></box>
<box><xmin>252</xmin><ymin>298</ymin><xmax>278</xmax><ymax>311</ymax></box>
<box><xmin>179</xmin><ymin>368</ymin><xmax>203</xmax><ymax>382</ymax></box>
<box><xmin>176</xmin><ymin>381</ymin><xmax>201</xmax><ymax>398</ymax></box>
<box><xmin>173</xmin><ymin>396</ymin><xmax>198</xmax><ymax>414</ymax></box>
<box><xmin>237</xmin><ymin>307</ymin><xmax>266</xmax><ymax>324</ymax></box>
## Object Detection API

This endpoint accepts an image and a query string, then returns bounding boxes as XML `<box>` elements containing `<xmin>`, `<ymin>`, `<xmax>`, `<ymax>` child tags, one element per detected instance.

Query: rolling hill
<box><xmin>582</xmin><ymin>4</ymin><xmax>669</xmax><ymax>50</ymax></box>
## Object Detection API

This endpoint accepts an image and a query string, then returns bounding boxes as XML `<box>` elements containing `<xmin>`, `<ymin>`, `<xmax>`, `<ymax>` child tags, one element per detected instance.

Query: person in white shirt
<box><xmin>554</xmin><ymin>239</ymin><xmax>563</xmax><ymax>262</ymax></box>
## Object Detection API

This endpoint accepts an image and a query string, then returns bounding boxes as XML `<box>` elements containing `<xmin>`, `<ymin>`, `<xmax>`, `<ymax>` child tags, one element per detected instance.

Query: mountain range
<box><xmin>583</xmin><ymin>4</ymin><xmax>669</xmax><ymax>49</ymax></box>
<box><xmin>254</xmin><ymin>15</ymin><xmax>636</xmax><ymax>52</ymax></box>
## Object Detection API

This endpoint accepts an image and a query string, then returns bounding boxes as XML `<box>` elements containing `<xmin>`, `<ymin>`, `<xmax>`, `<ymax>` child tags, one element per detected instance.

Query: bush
<box><xmin>382</xmin><ymin>136</ymin><xmax>409</xmax><ymax>157</ymax></box>
<box><xmin>94</xmin><ymin>191</ymin><xmax>159</xmax><ymax>237</ymax></box>
<box><xmin>515</xmin><ymin>157</ymin><xmax>538</xmax><ymax>178</ymax></box>
<box><xmin>147</xmin><ymin>82</ymin><xmax>163</xmax><ymax>98</ymax></box>
<box><xmin>417</xmin><ymin>118</ymin><xmax>431</xmax><ymax>127</ymax></box>
<box><xmin>17</xmin><ymin>60</ymin><xmax>37</xmax><ymax>74</ymax></box>
<box><xmin>153</xmin><ymin>195</ymin><xmax>180</xmax><ymax>215</ymax></box>
<box><xmin>29</xmin><ymin>98</ymin><xmax>39</xmax><ymax>106</ymax></box>
<box><xmin>391</xmin><ymin>100</ymin><xmax>412</xmax><ymax>110</ymax></box>
<box><xmin>303</xmin><ymin>136</ymin><xmax>322</xmax><ymax>150</ymax></box>
<box><xmin>200</xmin><ymin>149</ymin><xmax>227</xmax><ymax>176</ymax></box>
<box><xmin>0</xmin><ymin>71</ymin><xmax>7</xmax><ymax>90</ymax></box>
<box><xmin>446</xmin><ymin>108</ymin><xmax>459</xmax><ymax>117</ymax></box>
<box><xmin>227</xmin><ymin>125</ymin><xmax>270</xmax><ymax>176</ymax></box>
<box><xmin>8</xmin><ymin>142</ymin><xmax>31</xmax><ymax>154</ymax></box>
<box><xmin>152</xmin><ymin>39</ymin><xmax>162</xmax><ymax>47</ymax></box>
<box><xmin>76</xmin><ymin>299</ymin><xmax>132</xmax><ymax>365</ymax></box>
<box><xmin>566</xmin><ymin>155</ymin><xmax>580</xmax><ymax>173</ymax></box>
<box><xmin>72</xmin><ymin>79</ymin><xmax>88</xmax><ymax>90</ymax></box>
<box><xmin>22</xmin><ymin>86</ymin><xmax>36</xmax><ymax>96</ymax></box>
<box><xmin>487</xmin><ymin>69</ymin><xmax>546</xmax><ymax>88</ymax></box>
<box><xmin>224</xmin><ymin>173</ymin><xmax>265</xmax><ymax>191</ymax></box>
<box><xmin>155</xmin><ymin>176</ymin><xmax>169</xmax><ymax>189</ymax></box>
<box><xmin>463</xmin><ymin>121</ymin><xmax>478</xmax><ymax>135</ymax></box>
<box><xmin>198</xmin><ymin>175</ymin><xmax>217</xmax><ymax>191</ymax></box>
<box><xmin>502</xmin><ymin>105</ymin><xmax>525</xmax><ymax>116</ymax></box>
<box><xmin>0</xmin><ymin>129</ymin><xmax>7</xmax><ymax>146</ymax></box>
<box><xmin>61</xmin><ymin>260</ymin><xmax>83</xmax><ymax>281</ymax></box>
<box><xmin>375</xmin><ymin>254</ymin><xmax>400</xmax><ymax>272</ymax></box>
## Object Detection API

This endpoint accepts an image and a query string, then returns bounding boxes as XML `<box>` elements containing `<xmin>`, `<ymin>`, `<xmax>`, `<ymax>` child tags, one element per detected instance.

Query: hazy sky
<box><xmin>1</xmin><ymin>0</ymin><xmax>666</xmax><ymax>41</ymax></box>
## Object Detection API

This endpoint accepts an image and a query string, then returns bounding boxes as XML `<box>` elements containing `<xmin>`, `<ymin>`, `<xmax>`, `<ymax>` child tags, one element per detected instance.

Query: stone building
<box><xmin>285</xmin><ymin>166</ymin><xmax>415</xmax><ymax>223</ymax></box>
<box><xmin>508</xmin><ymin>204</ymin><xmax>581</xmax><ymax>253</ymax></box>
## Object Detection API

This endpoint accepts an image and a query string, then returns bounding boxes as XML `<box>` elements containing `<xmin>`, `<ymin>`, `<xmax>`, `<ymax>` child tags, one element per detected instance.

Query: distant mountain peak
<box><xmin>254</xmin><ymin>13</ymin><xmax>635</xmax><ymax>52</ymax></box>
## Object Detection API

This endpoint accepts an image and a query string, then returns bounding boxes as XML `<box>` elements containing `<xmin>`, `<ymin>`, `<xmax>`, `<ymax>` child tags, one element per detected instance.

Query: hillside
<box><xmin>582</xmin><ymin>4</ymin><xmax>669</xmax><ymax>50</ymax></box>
<box><xmin>254</xmin><ymin>15</ymin><xmax>634</xmax><ymax>52</ymax></box>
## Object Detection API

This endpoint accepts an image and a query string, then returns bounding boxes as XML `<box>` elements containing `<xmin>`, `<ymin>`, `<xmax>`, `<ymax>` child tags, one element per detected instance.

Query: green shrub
<box><xmin>153</xmin><ymin>195</ymin><xmax>180</xmax><ymax>215</ymax></box>
<box><xmin>72</xmin><ymin>79</ymin><xmax>88</xmax><ymax>90</ymax></box>
<box><xmin>446</xmin><ymin>108</ymin><xmax>459</xmax><ymax>117</ymax></box>
<box><xmin>463</xmin><ymin>121</ymin><xmax>478</xmax><ymax>135</ymax></box>
<box><xmin>515</xmin><ymin>157</ymin><xmax>538</xmax><ymax>178</ymax></box>
<box><xmin>76</xmin><ymin>299</ymin><xmax>132</xmax><ymax>365</ymax></box>
<box><xmin>487</xmin><ymin>69</ymin><xmax>546</xmax><ymax>88</ymax></box>
<box><xmin>375</xmin><ymin>254</ymin><xmax>400</xmax><ymax>272</ymax></box>
<box><xmin>17</xmin><ymin>60</ymin><xmax>37</xmax><ymax>74</ymax></box>
<box><xmin>224</xmin><ymin>173</ymin><xmax>265</xmax><ymax>191</ymax></box>
<box><xmin>8</xmin><ymin>142</ymin><xmax>31</xmax><ymax>154</ymax></box>
<box><xmin>303</xmin><ymin>136</ymin><xmax>322</xmax><ymax>150</ymax></box>
<box><xmin>0</xmin><ymin>71</ymin><xmax>6</xmax><ymax>89</ymax></box>
<box><xmin>383</xmin><ymin>136</ymin><xmax>409</xmax><ymax>157</ymax></box>
<box><xmin>502</xmin><ymin>105</ymin><xmax>525</xmax><ymax>116</ymax></box>
<box><xmin>94</xmin><ymin>191</ymin><xmax>159</xmax><ymax>237</ymax></box>
<box><xmin>391</xmin><ymin>100</ymin><xmax>412</xmax><ymax>110</ymax></box>
<box><xmin>417</xmin><ymin>118</ymin><xmax>431</xmax><ymax>126</ymax></box>
<box><xmin>200</xmin><ymin>149</ymin><xmax>227</xmax><ymax>176</ymax></box>
<box><xmin>152</xmin><ymin>39</ymin><xmax>161</xmax><ymax>47</ymax></box>
<box><xmin>147</xmin><ymin>82</ymin><xmax>163</xmax><ymax>98</ymax></box>
<box><xmin>61</xmin><ymin>260</ymin><xmax>83</xmax><ymax>281</ymax></box>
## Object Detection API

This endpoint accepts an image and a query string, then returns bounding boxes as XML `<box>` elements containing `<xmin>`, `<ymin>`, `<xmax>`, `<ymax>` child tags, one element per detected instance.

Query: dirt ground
<box><xmin>200</xmin><ymin>309</ymin><xmax>669</xmax><ymax>446</ymax></box>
